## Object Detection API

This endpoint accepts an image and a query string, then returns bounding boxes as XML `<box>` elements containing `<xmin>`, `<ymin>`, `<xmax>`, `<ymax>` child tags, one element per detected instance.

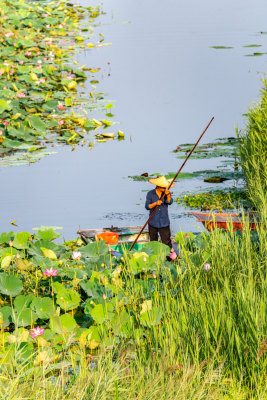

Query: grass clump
<box><xmin>237</xmin><ymin>79</ymin><xmax>267</xmax><ymax>216</ymax></box>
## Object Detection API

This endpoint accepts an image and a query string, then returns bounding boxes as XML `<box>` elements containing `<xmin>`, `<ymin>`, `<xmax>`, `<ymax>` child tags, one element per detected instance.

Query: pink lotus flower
<box><xmin>39</xmin><ymin>78</ymin><xmax>45</xmax><ymax>83</ymax></box>
<box><xmin>3</xmin><ymin>63</ymin><xmax>9</xmax><ymax>66</ymax></box>
<box><xmin>43</xmin><ymin>57</ymin><xmax>48</xmax><ymax>61</ymax></box>
<box><xmin>3</xmin><ymin>16</ymin><xmax>7</xmax><ymax>20</ymax></box>
<box><xmin>0</xmin><ymin>130</ymin><xmax>3</xmax><ymax>135</ymax></box>
<box><xmin>103</xmin><ymin>294</ymin><xmax>107</xmax><ymax>300</ymax></box>
<box><xmin>152</xmin><ymin>273</ymin><xmax>157</xmax><ymax>279</ymax></box>
<box><xmin>37</xmin><ymin>60</ymin><xmax>42</xmax><ymax>64</ymax></box>
<box><xmin>37</xmin><ymin>51</ymin><xmax>40</xmax><ymax>55</ymax></box>
<box><xmin>19</xmin><ymin>60</ymin><xmax>24</xmax><ymax>65</ymax></box>
<box><xmin>70</xmin><ymin>31</ymin><xmax>75</xmax><ymax>35</ymax></box>
<box><xmin>57</xmin><ymin>104</ymin><xmax>65</xmax><ymax>111</ymax></box>
<box><xmin>25</xmin><ymin>51</ymin><xmax>32</xmax><ymax>56</ymax></box>
<box><xmin>10</xmin><ymin>69</ymin><xmax>14</xmax><ymax>75</ymax></box>
<box><xmin>0</xmin><ymin>71</ymin><xmax>4</xmax><ymax>76</ymax></box>
<box><xmin>17</xmin><ymin>93</ymin><xmax>26</xmax><ymax>98</ymax></box>
<box><xmin>62</xmin><ymin>22</ymin><xmax>66</xmax><ymax>26</ymax></box>
<box><xmin>46</xmin><ymin>41</ymin><xmax>53</xmax><ymax>45</ymax></box>
<box><xmin>3</xmin><ymin>121</ymin><xmax>8</xmax><ymax>126</ymax></box>
<box><xmin>13</xmin><ymin>43</ymin><xmax>17</xmax><ymax>47</ymax></box>
<box><xmin>46</xmin><ymin>24</ymin><xmax>50</xmax><ymax>28</ymax></box>
<box><xmin>65</xmin><ymin>76</ymin><xmax>72</xmax><ymax>80</ymax></box>
<box><xmin>43</xmin><ymin>267</ymin><xmax>58</xmax><ymax>277</ymax></box>
<box><xmin>169</xmin><ymin>251</ymin><xmax>177</xmax><ymax>260</ymax></box>
<box><xmin>185</xmin><ymin>234</ymin><xmax>189</xmax><ymax>238</ymax></box>
<box><xmin>30</xmin><ymin>326</ymin><xmax>45</xmax><ymax>339</ymax></box>
<box><xmin>203</xmin><ymin>263</ymin><xmax>211</xmax><ymax>271</ymax></box>
<box><xmin>3</xmin><ymin>86</ymin><xmax>7</xmax><ymax>89</ymax></box>
<box><xmin>78</xmin><ymin>105</ymin><xmax>82</xmax><ymax>109</ymax></box>
<box><xmin>59</xmin><ymin>24</ymin><xmax>63</xmax><ymax>28</ymax></box>
<box><xmin>58</xmin><ymin>120</ymin><xmax>64</xmax><ymax>126</ymax></box>
<box><xmin>43</xmin><ymin>13</ymin><xmax>48</xmax><ymax>17</ymax></box>
<box><xmin>5</xmin><ymin>32</ymin><xmax>14</xmax><ymax>37</ymax></box>
<box><xmin>72</xmin><ymin>251</ymin><xmax>81</xmax><ymax>261</ymax></box>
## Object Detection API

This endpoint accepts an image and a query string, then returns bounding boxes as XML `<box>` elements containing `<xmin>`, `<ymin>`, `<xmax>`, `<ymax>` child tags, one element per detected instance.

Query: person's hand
<box><xmin>156</xmin><ymin>200</ymin><xmax>162</xmax><ymax>206</ymax></box>
<box><xmin>165</xmin><ymin>189</ymin><xmax>171</xmax><ymax>196</ymax></box>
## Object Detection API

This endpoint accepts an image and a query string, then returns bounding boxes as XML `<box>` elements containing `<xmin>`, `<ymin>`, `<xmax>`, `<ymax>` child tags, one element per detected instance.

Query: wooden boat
<box><xmin>77</xmin><ymin>225</ymin><xmax>149</xmax><ymax>253</ymax></box>
<box><xmin>188</xmin><ymin>212</ymin><xmax>260</xmax><ymax>232</ymax></box>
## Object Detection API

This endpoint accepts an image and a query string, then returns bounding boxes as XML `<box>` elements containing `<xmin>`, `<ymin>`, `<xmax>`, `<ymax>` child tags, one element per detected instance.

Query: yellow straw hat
<box><xmin>148</xmin><ymin>176</ymin><xmax>175</xmax><ymax>188</ymax></box>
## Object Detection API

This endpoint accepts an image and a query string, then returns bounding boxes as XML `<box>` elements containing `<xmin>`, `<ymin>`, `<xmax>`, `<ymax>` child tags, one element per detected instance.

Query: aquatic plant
<box><xmin>176</xmin><ymin>189</ymin><xmax>249</xmax><ymax>211</ymax></box>
<box><xmin>0</xmin><ymin>0</ymin><xmax>122</xmax><ymax>168</ymax></box>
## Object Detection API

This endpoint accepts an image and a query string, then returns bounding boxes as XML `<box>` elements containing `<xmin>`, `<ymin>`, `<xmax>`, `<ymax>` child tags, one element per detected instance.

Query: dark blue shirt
<box><xmin>145</xmin><ymin>189</ymin><xmax>173</xmax><ymax>228</ymax></box>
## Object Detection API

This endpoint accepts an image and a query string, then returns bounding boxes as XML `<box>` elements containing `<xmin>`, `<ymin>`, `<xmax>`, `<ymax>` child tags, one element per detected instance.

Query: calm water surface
<box><xmin>1</xmin><ymin>0</ymin><xmax>267</xmax><ymax>238</ymax></box>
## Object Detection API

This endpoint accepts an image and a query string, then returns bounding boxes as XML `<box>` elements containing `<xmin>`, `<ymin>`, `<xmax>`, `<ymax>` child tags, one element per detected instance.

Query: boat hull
<box><xmin>77</xmin><ymin>225</ymin><xmax>150</xmax><ymax>253</ymax></box>
<box><xmin>189</xmin><ymin>212</ymin><xmax>260</xmax><ymax>232</ymax></box>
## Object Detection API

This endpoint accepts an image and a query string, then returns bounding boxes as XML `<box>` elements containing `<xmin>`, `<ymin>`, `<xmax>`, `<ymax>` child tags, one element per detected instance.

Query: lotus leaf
<box><xmin>28</xmin><ymin>240</ymin><xmax>63</xmax><ymax>259</ymax></box>
<box><xmin>81</xmin><ymin>325</ymin><xmax>103</xmax><ymax>349</ymax></box>
<box><xmin>41</xmin><ymin>248</ymin><xmax>57</xmax><ymax>260</ymax></box>
<box><xmin>59</xmin><ymin>267</ymin><xmax>87</xmax><ymax>280</ymax></box>
<box><xmin>142</xmin><ymin>242</ymin><xmax>169</xmax><ymax>259</ymax></box>
<box><xmin>79</xmin><ymin>240</ymin><xmax>109</xmax><ymax>261</ymax></box>
<box><xmin>14</xmin><ymin>295</ymin><xmax>34</xmax><ymax>313</ymax></box>
<box><xmin>0</xmin><ymin>99</ymin><xmax>12</xmax><ymax>114</ymax></box>
<box><xmin>31</xmin><ymin>297</ymin><xmax>55</xmax><ymax>320</ymax></box>
<box><xmin>28</xmin><ymin>116</ymin><xmax>46</xmax><ymax>134</ymax></box>
<box><xmin>12</xmin><ymin>232</ymin><xmax>31</xmax><ymax>250</ymax></box>
<box><xmin>0</xmin><ymin>273</ymin><xmax>23</xmax><ymax>296</ymax></box>
<box><xmin>1</xmin><ymin>255</ymin><xmax>13</xmax><ymax>269</ymax></box>
<box><xmin>139</xmin><ymin>307</ymin><xmax>163</xmax><ymax>327</ymax></box>
<box><xmin>56</xmin><ymin>288</ymin><xmax>81</xmax><ymax>311</ymax></box>
<box><xmin>0</xmin><ymin>306</ymin><xmax>12</xmax><ymax>328</ymax></box>
<box><xmin>0</xmin><ymin>231</ymin><xmax>14</xmax><ymax>245</ymax></box>
<box><xmin>35</xmin><ymin>227</ymin><xmax>61</xmax><ymax>242</ymax></box>
<box><xmin>110</xmin><ymin>311</ymin><xmax>133</xmax><ymax>338</ymax></box>
<box><xmin>13</xmin><ymin>308</ymin><xmax>37</xmax><ymax>327</ymax></box>
<box><xmin>91</xmin><ymin>303</ymin><xmax>114</xmax><ymax>324</ymax></box>
<box><xmin>14</xmin><ymin>343</ymin><xmax>34</xmax><ymax>363</ymax></box>
<box><xmin>50</xmin><ymin>314</ymin><xmax>77</xmax><ymax>334</ymax></box>
<box><xmin>16</xmin><ymin>259</ymin><xmax>34</xmax><ymax>272</ymax></box>
<box><xmin>140</xmin><ymin>300</ymin><xmax>152</xmax><ymax>314</ymax></box>
<box><xmin>80</xmin><ymin>280</ymin><xmax>105</xmax><ymax>299</ymax></box>
<box><xmin>0</xmin><ymin>247</ymin><xmax>14</xmax><ymax>260</ymax></box>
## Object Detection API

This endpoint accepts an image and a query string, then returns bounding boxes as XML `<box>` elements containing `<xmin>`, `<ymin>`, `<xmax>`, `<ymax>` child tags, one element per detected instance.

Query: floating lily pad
<box><xmin>210</xmin><ymin>46</ymin><xmax>233</xmax><ymax>49</ymax></box>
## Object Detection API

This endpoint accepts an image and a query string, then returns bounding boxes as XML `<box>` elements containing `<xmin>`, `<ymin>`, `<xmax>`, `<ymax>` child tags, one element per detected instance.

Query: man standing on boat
<box><xmin>145</xmin><ymin>176</ymin><xmax>176</xmax><ymax>257</ymax></box>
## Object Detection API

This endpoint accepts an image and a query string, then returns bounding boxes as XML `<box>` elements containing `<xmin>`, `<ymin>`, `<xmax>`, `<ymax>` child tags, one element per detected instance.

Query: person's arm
<box><xmin>164</xmin><ymin>189</ymin><xmax>173</xmax><ymax>205</ymax></box>
<box><xmin>145</xmin><ymin>192</ymin><xmax>162</xmax><ymax>210</ymax></box>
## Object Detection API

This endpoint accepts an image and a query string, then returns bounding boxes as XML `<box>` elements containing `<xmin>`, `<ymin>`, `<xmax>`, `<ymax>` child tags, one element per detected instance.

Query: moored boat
<box><xmin>189</xmin><ymin>212</ymin><xmax>260</xmax><ymax>232</ymax></box>
<box><xmin>77</xmin><ymin>225</ymin><xmax>150</xmax><ymax>253</ymax></box>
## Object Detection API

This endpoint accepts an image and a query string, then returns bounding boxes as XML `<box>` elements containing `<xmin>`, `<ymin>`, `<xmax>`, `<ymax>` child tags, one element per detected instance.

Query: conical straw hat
<box><xmin>148</xmin><ymin>176</ymin><xmax>175</xmax><ymax>188</ymax></box>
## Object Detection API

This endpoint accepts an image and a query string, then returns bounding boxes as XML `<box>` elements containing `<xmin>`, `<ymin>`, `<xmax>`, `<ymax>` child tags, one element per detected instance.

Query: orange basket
<box><xmin>95</xmin><ymin>231</ymin><xmax>119</xmax><ymax>244</ymax></box>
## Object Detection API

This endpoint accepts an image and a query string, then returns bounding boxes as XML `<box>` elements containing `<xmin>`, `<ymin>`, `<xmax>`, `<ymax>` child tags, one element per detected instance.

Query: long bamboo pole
<box><xmin>129</xmin><ymin>117</ymin><xmax>214</xmax><ymax>251</ymax></box>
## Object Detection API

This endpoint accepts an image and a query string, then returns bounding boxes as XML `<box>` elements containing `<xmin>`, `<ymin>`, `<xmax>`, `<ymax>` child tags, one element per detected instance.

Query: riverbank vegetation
<box><xmin>237</xmin><ymin>78</ymin><xmax>267</xmax><ymax>217</ymax></box>
<box><xmin>0</xmin><ymin>224</ymin><xmax>266</xmax><ymax>399</ymax></box>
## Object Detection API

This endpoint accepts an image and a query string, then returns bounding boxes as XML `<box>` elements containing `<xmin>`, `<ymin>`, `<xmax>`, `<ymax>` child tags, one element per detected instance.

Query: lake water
<box><xmin>1</xmin><ymin>0</ymin><xmax>267</xmax><ymax>238</ymax></box>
